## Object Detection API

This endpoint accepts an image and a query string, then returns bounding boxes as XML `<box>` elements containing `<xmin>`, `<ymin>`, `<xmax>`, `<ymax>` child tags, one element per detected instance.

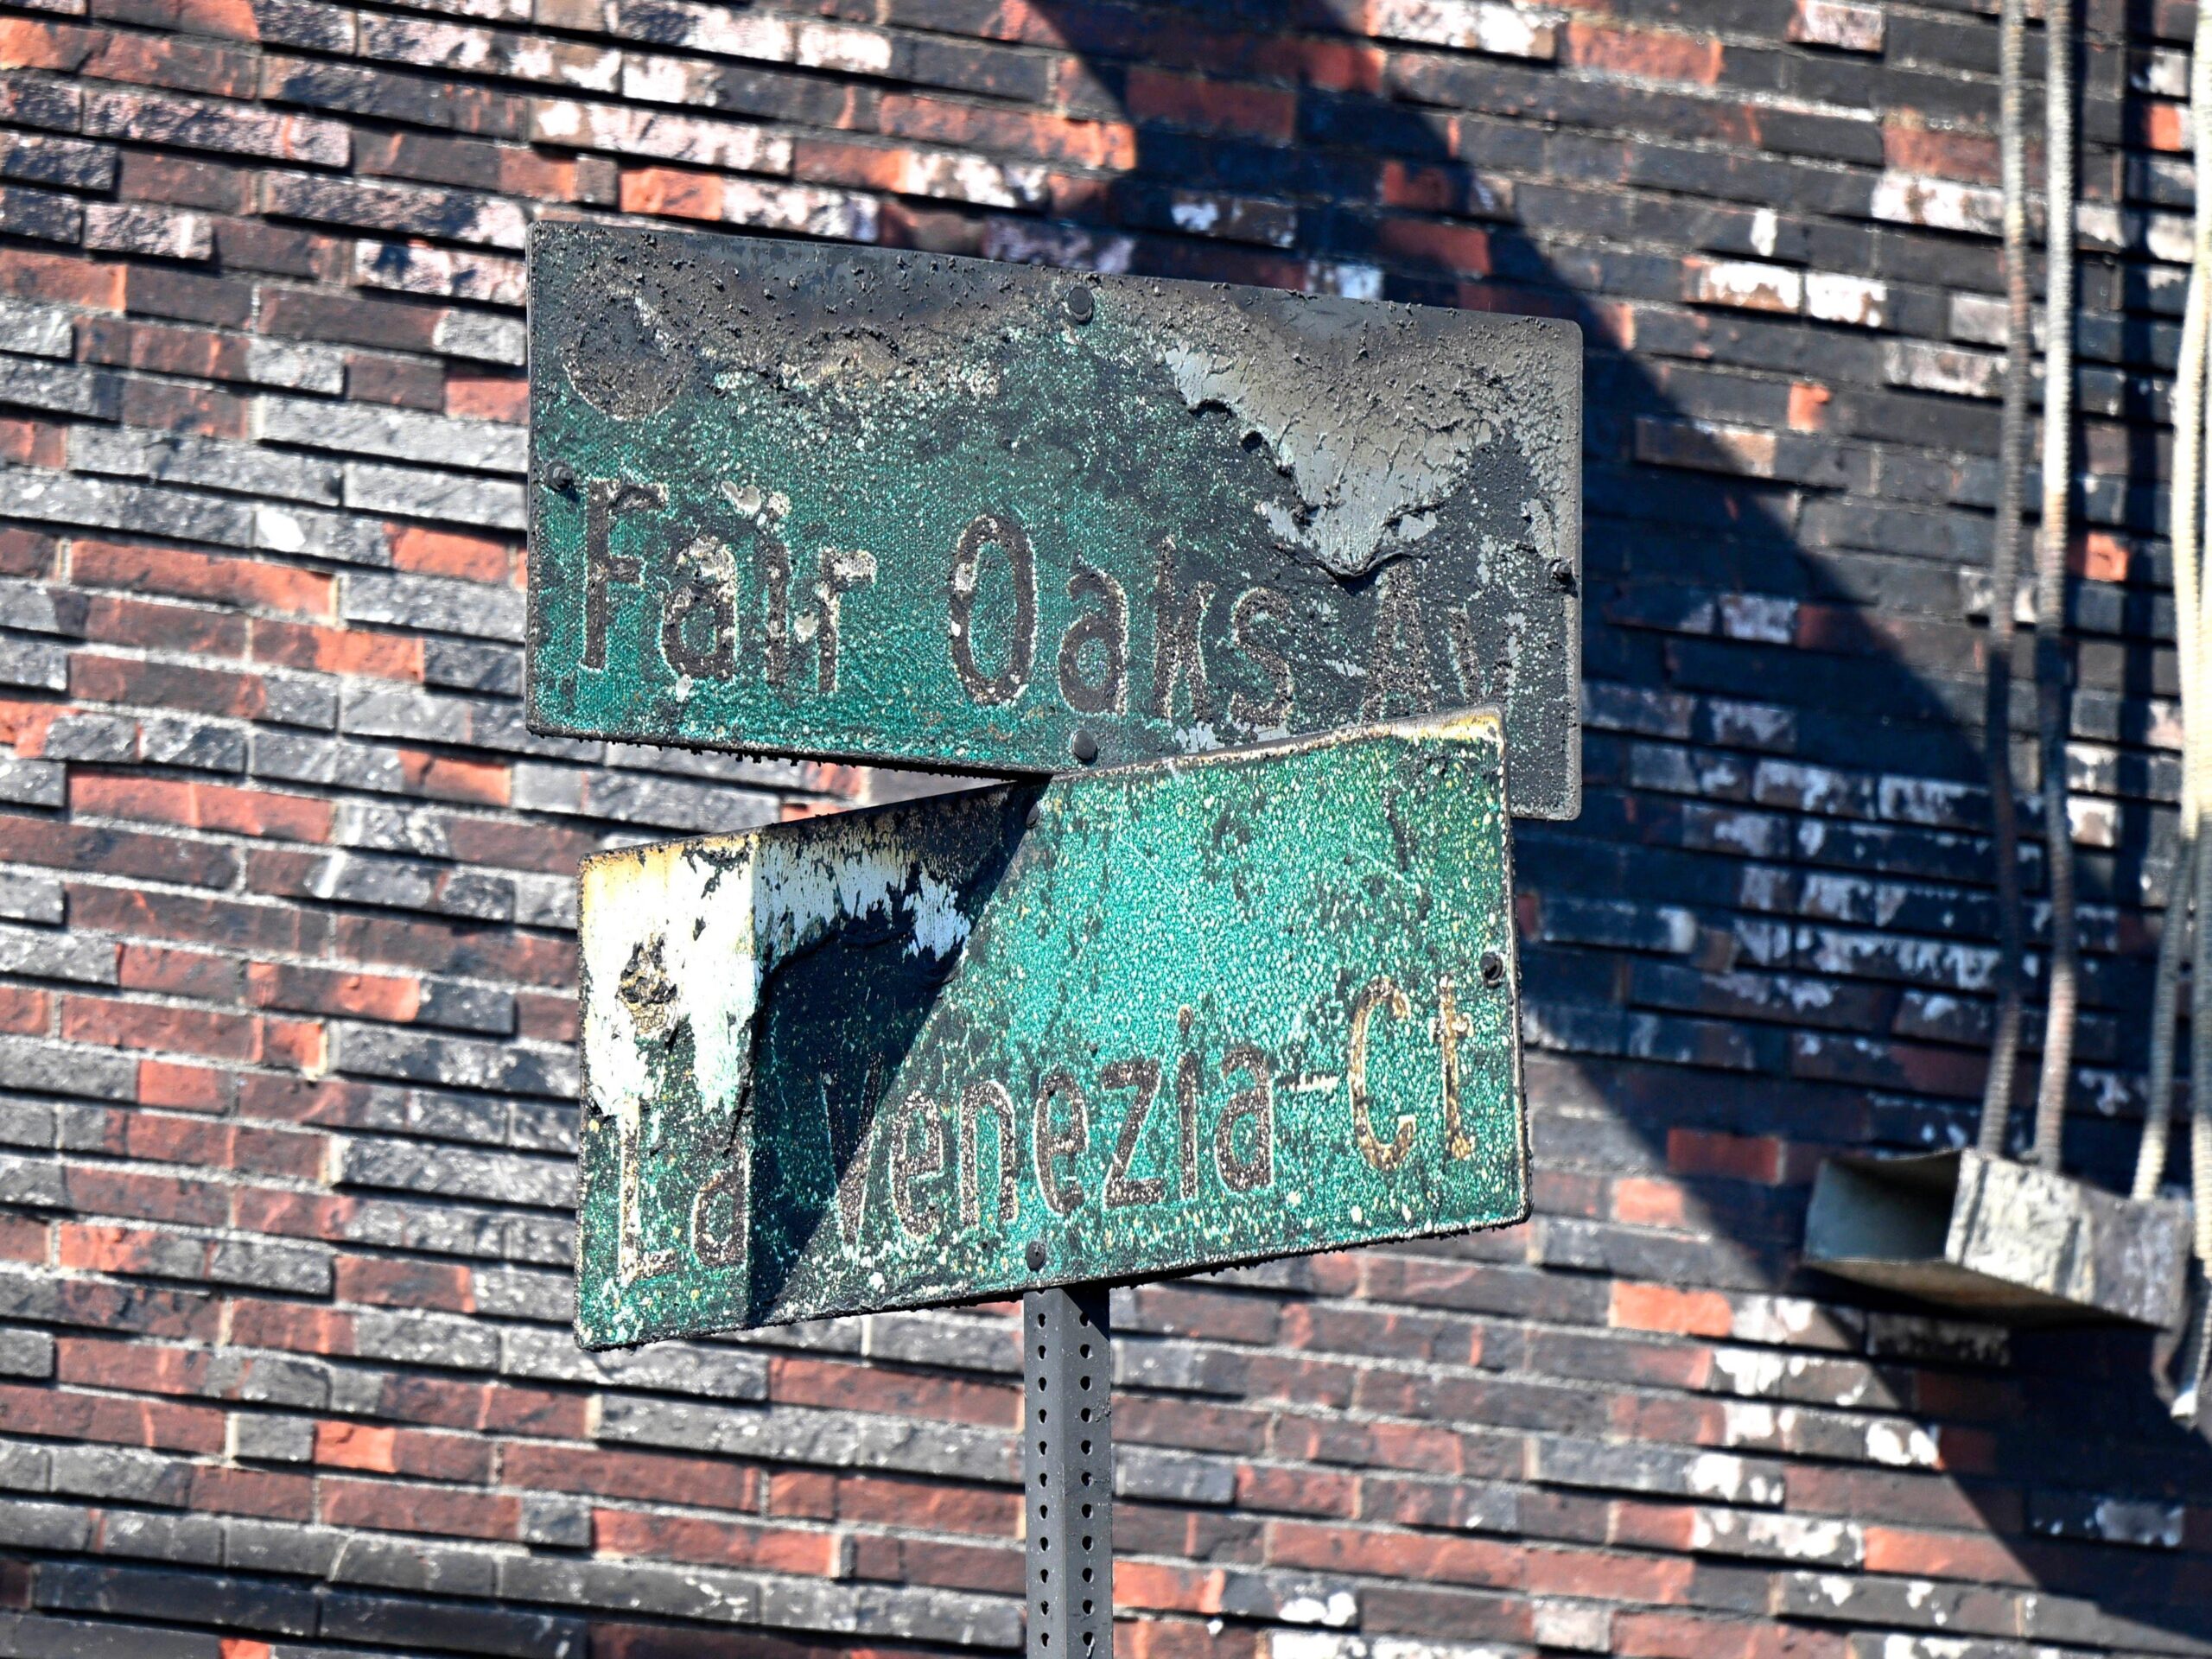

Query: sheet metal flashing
<box><xmin>526</xmin><ymin>223</ymin><xmax>1582</xmax><ymax>818</ymax></box>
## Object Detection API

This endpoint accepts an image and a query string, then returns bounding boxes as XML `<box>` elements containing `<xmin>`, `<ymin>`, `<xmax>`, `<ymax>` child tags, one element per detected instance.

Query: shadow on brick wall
<box><xmin>982</xmin><ymin>0</ymin><xmax>2212</xmax><ymax>1640</ymax></box>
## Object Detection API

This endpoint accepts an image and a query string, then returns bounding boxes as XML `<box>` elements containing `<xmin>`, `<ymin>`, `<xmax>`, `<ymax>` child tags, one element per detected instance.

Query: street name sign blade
<box><xmin>526</xmin><ymin>224</ymin><xmax>1582</xmax><ymax>820</ymax></box>
<box><xmin>575</xmin><ymin>710</ymin><xmax>1527</xmax><ymax>1345</ymax></box>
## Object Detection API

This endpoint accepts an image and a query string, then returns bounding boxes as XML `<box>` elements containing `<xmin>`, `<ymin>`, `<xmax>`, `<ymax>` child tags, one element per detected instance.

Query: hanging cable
<box><xmin>1980</xmin><ymin>0</ymin><xmax>2034</xmax><ymax>1158</ymax></box>
<box><xmin>2030</xmin><ymin>0</ymin><xmax>2081</xmax><ymax>1170</ymax></box>
<box><xmin>2145</xmin><ymin>10</ymin><xmax>2212</xmax><ymax>1422</ymax></box>
<box><xmin>2137</xmin><ymin>16</ymin><xmax>2212</xmax><ymax>1204</ymax></box>
<box><xmin>2186</xmin><ymin>16</ymin><xmax>2212</xmax><ymax>1421</ymax></box>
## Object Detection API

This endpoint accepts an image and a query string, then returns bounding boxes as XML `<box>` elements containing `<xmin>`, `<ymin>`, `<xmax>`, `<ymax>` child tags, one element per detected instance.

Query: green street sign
<box><xmin>526</xmin><ymin>224</ymin><xmax>1582</xmax><ymax>820</ymax></box>
<box><xmin>575</xmin><ymin>710</ymin><xmax>1526</xmax><ymax>1345</ymax></box>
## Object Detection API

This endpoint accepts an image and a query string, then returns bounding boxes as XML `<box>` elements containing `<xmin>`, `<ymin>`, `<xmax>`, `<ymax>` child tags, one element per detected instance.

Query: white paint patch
<box><xmin>1171</xmin><ymin>199</ymin><xmax>1222</xmax><ymax>233</ymax></box>
<box><xmin>582</xmin><ymin>842</ymin><xmax>760</xmax><ymax>1138</ymax></box>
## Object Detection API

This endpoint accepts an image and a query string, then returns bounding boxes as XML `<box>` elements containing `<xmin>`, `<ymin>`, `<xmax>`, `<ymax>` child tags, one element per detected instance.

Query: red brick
<box><xmin>0</xmin><ymin>247</ymin><xmax>126</xmax><ymax>310</ymax></box>
<box><xmin>11</xmin><ymin>814</ymin><xmax>238</xmax><ymax>889</ymax></box>
<box><xmin>445</xmin><ymin>372</ymin><xmax>526</xmax><ymax>423</ymax></box>
<box><xmin>619</xmin><ymin>166</ymin><xmax>723</xmax><ymax>220</ymax></box>
<box><xmin>498</xmin><ymin>1443</ymin><xmax>757</xmax><ymax>1509</ymax></box>
<box><xmin>1610</xmin><ymin>1176</ymin><xmax>1688</xmax><ymax>1228</ymax></box>
<box><xmin>1611</xmin><ymin>1281</ymin><xmax>1733</xmax><ymax>1338</ymax></box>
<box><xmin>593</xmin><ymin>1509</ymin><xmax>842</xmax><ymax>1577</ymax></box>
<box><xmin>767</xmin><ymin>1355</ymin><xmax>1017</xmax><ymax>1427</ymax></box>
<box><xmin>192</xmin><ymin>1464</ymin><xmax>314</xmax><ymax>1520</ymax></box>
<box><xmin>807</xmin><ymin>1472</ymin><xmax>1019</xmax><ymax>1535</ymax></box>
<box><xmin>388</xmin><ymin>524</ymin><xmax>512</xmax><ymax>583</ymax></box>
<box><xmin>118</xmin><ymin>151</ymin><xmax>253</xmax><ymax>213</ymax></box>
<box><xmin>257</xmin><ymin>287</ymin><xmax>440</xmax><ymax>353</ymax></box>
<box><xmin>119</xmin><ymin>943</ymin><xmax>245</xmax><ymax>1001</ymax></box>
<box><xmin>397</xmin><ymin>751</ymin><xmax>511</xmax><ymax>805</ymax></box>
<box><xmin>120</xmin><ymin>375</ymin><xmax>249</xmax><ymax>438</ymax></box>
<box><xmin>515</xmin><ymin>990</ymin><xmax>577</xmax><ymax>1043</ymax></box>
<box><xmin>73</xmin><ymin>539</ymin><xmax>335</xmax><ymax>619</ymax></box>
<box><xmin>319</xmin><ymin>1476</ymin><xmax>518</xmax><ymax>1540</ymax></box>
<box><xmin>1563</xmin><ymin>22</ymin><xmax>1722</xmax><ymax>84</ymax></box>
<box><xmin>0</xmin><ymin>1380</ymin><xmax>224</xmax><ymax>1452</ymax></box>
<box><xmin>1124</xmin><ymin>67</ymin><xmax>1295</xmax><ymax>143</ymax></box>
<box><xmin>315</xmin><ymin>1420</ymin><xmax>493</xmax><ymax>1483</ymax></box>
<box><xmin>1666</xmin><ymin>1127</ymin><xmax>1783</xmax><ymax>1184</ymax></box>
<box><xmin>2139</xmin><ymin>101</ymin><xmax>2188</xmax><ymax>154</ymax></box>
<box><xmin>1236</xmin><ymin>1463</ymin><xmax>1358</xmax><ymax>1518</ymax></box>
<box><xmin>61</xmin><ymin>994</ymin><xmax>265</xmax><ymax>1061</ymax></box>
<box><xmin>1374</xmin><ymin>217</ymin><xmax>1491</xmax><ymax>276</ymax></box>
<box><xmin>83</xmin><ymin>317</ymin><xmax>251</xmax><ymax>380</ymax></box>
<box><xmin>249</xmin><ymin>962</ymin><xmax>421</xmax><ymax>1022</ymax></box>
<box><xmin>346</xmin><ymin>352</ymin><xmax>444</xmax><ymax>410</ymax></box>
<box><xmin>57</xmin><ymin>1335</ymin><xmax>212</xmax><ymax>1395</ymax></box>
<box><xmin>0</xmin><ymin>984</ymin><xmax>48</xmax><ymax>1034</ymax></box>
<box><xmin>854</xmin><ymin>1532</ymin><xmax>1020</xmax><ymax>1596</ymax></box>
<box><xmin>1883</xmin><ymin>123</ymin><xmax>2000</xmax><ymax>184</ymax></box>
<box><xmin>59</xmin><ymin>1222</ymin><xmax>191</xmax><ymax>1276</ymax></box>
<box><xmin>70</xmin><ymin>653</ymin><xmax>274</xmax><ymax>721</ymax></box>
<box><xmin>86</xmin><ymin>29</ymin><xmax>257</xmax><ymax>97</ymax></box>
<box><xmin>1862</xmin><ymin>1525</ymin><xmax>2028</xmax><ymax>1583</ymax></box>
<box><xmin>0</xmin><ymin>18</ymin><xmax>94</xmax><ymax>71</ymax></box>
<box><xmin>0</xmin><ymin>417</ymin><xmax>67</xmax><ymax>469</ymax></box>
<box><xmin>0</xmin><ymin>1215</ymin><xmax>46</xmax><ymax>1262</ymax></box>
<box><xmin>1264</xmin><ymin>1519</ymin><xmax>1519</xmax><ymax>1588</ymax></box>
<box><xmin>1116</xmin><ymin>1560</ymin><xmax>1228</xmax><ymax>1614</ymax></box>
<box><xmin>82</xmin><ymin>594</ymin><xmax>249</xmax><ymax>658</ymax></box>
<box><xmin>67</xmin><ymin>1166</ymin><xmax>229</xmax><ymax>1228</ymax></box>
<box><xmin>1525</xmin><ymin>1544</ymin><xmax>1695</xmax><ymax>1603</ymax></box>
<box><xmin>879</xmin><ymin>93</ymin><xmax>1135</xmax><ymax>169</ymax></box>
<box><xmin>0</xmin><ymin>530</ymin><xmax>57</xmax><ymax>577</ymax></box>
<box><xmin>249</xmin><ymin>618</ymin><xmax>424</xmax><ymax>681</ymax></box>
<box><xmin>334</xmin><ymin>1254</ymin><xmax>472</xmax><ymax>1313</ymax></box>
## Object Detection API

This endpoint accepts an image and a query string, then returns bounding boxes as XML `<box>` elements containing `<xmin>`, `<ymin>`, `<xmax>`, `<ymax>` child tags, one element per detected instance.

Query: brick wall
<box><xmin>0</xmin><ymin>0</ymin><xmax>2205</xmax><ymax>1654</ymax></box>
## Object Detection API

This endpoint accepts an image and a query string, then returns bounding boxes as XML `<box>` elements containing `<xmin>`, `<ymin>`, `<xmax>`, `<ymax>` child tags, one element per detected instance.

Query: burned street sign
<box><xmin>527</xmin><ymin>224</ymin><xmax>1582</xmax><ymax>819</ymax></box>
<box><xmin>575</xmin><ymin>710</ymin><xmax>1526</xmax><ymax>1347</ymax></box>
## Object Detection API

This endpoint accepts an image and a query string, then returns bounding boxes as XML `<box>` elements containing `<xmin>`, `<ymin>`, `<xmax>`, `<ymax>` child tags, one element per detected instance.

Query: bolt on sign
<box><xmin>526</xmin><ymin>224</ymin><xmax>1583</xmax><ymax>820</ymax></box>
<box><xmin>574</xmin><ymin>712</ymin><xmax>1523</xmax><ymax>1347</ymax></box>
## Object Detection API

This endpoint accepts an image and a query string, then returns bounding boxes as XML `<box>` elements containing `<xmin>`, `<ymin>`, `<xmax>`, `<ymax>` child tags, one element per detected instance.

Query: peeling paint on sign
<box><xmin>574</xmin><ymin>710</ymin><xmax>1527</xmax><ymax>1345</ymax></box>
<box><xmin>526</xmin><ymin>224</ymin><xmax>1582</xmax><ymax>819</ymax></box>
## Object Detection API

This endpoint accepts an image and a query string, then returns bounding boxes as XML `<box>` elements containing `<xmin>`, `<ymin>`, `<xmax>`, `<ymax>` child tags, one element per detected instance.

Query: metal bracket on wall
<box><xmin>1025</xmin><ymin>1285</ymin><xmax>1113</xmax><ymax>1659</ymax></box>
<box><xmin>1803</xmin><ymin>1149</ymin><xmax>2190</xmax><ymax>1327</ymax></box>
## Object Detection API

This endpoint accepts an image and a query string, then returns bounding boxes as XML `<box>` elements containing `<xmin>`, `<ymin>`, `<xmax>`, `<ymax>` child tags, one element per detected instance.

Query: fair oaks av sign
<box><xmin>525</xmin><ymin>224</ymin><xmax>1583</xmax><ymax>820</ymax></box>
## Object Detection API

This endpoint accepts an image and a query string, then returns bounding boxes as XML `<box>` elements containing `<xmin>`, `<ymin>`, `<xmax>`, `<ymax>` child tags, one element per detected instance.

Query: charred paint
<box><xmin>526</xmin><ymin>223</ymin><xmax>1582</xmax><ymax>819</ymax></box>
<box><xmin>574</xmin><ymin>709</ymin><xmax>1526</xmax><ymax>1345</ymax></box>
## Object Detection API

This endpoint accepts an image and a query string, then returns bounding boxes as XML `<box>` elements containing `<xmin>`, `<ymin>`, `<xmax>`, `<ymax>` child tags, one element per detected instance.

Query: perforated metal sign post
<box><xmin>1026</xmin><ymin>1286</ymin><xmax>1113</xmax><ymax>1659</ymax></box>
<box><xmin>525</xmin><ymin>224</ymin><xmax>1583</xmax><ymax>819</ymax></box>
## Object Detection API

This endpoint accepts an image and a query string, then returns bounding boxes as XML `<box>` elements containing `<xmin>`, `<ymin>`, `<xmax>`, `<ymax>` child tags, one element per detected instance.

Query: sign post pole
<box><xmin>1023</xmin><ymin>1285</ymin><xmax>1114</xmax><ymax>1659</ymax></box>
